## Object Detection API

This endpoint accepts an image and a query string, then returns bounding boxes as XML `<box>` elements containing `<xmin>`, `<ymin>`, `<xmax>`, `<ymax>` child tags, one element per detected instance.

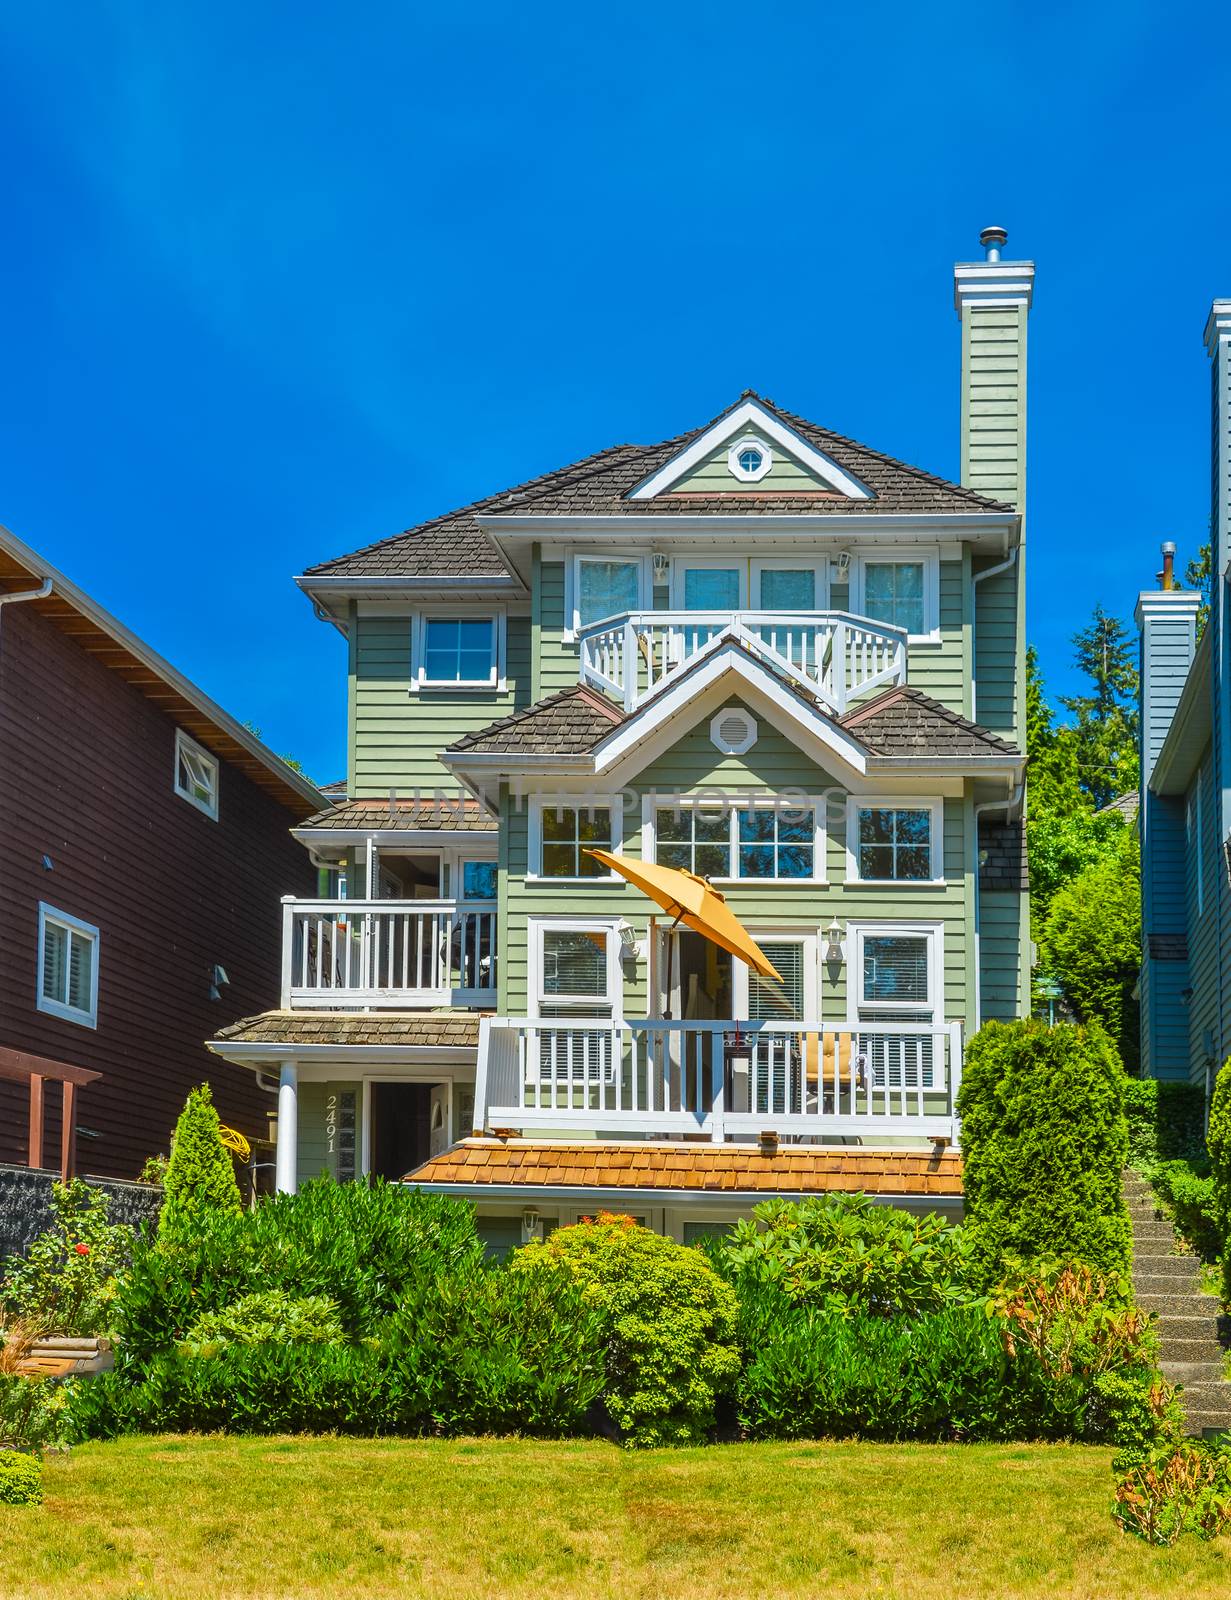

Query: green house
<box><xmin>210</xmin><ymin>229</ymin><xmax>1033</xmax><ymax>1239</ymax></box>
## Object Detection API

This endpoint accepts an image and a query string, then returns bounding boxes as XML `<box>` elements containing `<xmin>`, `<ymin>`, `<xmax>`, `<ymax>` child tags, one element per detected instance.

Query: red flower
<box><xmin>74</xmin><ymin>1243</ymin><xmax>90</xmax><ymax>1256</ymax></box>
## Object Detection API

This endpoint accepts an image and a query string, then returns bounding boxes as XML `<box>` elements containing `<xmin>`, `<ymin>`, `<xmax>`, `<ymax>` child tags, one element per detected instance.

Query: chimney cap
<box><xmin>1161</xmin><ymin>539</ymin><xmax>1177</xmax><ymax>555</ymax></box>
<box><xmin>980</xmin><ymin>225</ymin><xmax>1009</xmax><ymax>259</ymax></box>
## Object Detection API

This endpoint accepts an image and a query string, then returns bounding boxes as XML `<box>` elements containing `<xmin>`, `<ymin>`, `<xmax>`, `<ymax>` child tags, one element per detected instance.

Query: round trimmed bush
<box><xmin>0</xmin><ymin>1449</ymin><xmax>43</xmax><ymax>1506</ymax></box>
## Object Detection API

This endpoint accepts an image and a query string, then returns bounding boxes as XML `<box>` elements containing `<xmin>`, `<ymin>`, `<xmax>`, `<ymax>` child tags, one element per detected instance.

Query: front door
<box><xmin>369</xmin><ymin>1083</ymin><xmax>433</xmax><ymax>1181</ymax></box>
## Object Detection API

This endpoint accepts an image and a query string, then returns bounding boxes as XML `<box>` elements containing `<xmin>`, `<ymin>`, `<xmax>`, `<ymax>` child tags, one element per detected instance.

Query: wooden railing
<box><xmin>577</xmin><ymin>610</ymin><xmax>907</xmax><ymax>713</ymax></box>
<box><xmin>475</xmin><ymin>1018</ymin><xmax>962</xmax><ymax>1144</ymax></box>
<box><xmin>281</xmin><ymin>897</ymin><xmax>497</xmax><ymax>1009</ymax></box>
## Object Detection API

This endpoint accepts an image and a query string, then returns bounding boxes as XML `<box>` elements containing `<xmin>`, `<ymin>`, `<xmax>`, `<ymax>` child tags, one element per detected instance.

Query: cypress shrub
<box><xmin>1208</xmin><ymin>1060</ymin><xmax>1231</xmax><ymax>1300</ymax></box>
<box><xmin>957</xmin><ymin>1019</ymin><xmax>1131</xmax><ymax>1277</ymax></box>
<box><xmin>1123</xmin><ymin>1078</ymin><xmax>1207</xmax><ymax>1165</ymax></box>
<box><xmin>159</xmin><ymin>1085</ymin><xmax>242</xmax><ymax>1241</ymax></box>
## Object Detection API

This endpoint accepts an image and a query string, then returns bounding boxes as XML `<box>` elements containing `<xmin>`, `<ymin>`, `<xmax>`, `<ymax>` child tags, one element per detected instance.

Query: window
<box><xmin>851</xmin><ymin>802</ymin><xmax>938</xmax><ymax>883</ymax></box>
<box><xmin>849</xmin><ymin>925</ymin><xmax>941</xmax><ymax>1022</ymax></box>
<box><xmin>533</xmin><ymin>923</ymin><xmax>619</xmax><ymax>1017</ymax></box>
<box><xmin>676</xmin><ymin>561</ymin><xmax>745</xmax><ymax>610</ymax></box>
<box><xmin>653</xmin><ymin>801</ymin><xmax>820</xmax><ymax>881</ymax></box>
<box><xmin>746</xmin><ymin>939</ymin><xmax>808</xmax><ymax>1020</ymax></box>
<box><xmin>460</xmin><ymin>860</ymin><xmax>498</xmax><ymax>900</ymax></box>
<box><xmin>532</xmin><ymin>803</ymin><xmax>617</xmax><ymax>878</ymax></box>
<box><xmin>753</xmin><ymin>561</ymin><xmax>824</xmax><ymax>611</ymax></box>
<box><xmin>727</xmin><ymin>435</ymin><xmax>773</xmax><ymax>482</ymax></box>
<box><xmin>418</xmin><ymin>617</ymin><xmax>498</xmax><ymax>686</ymax></box>
<box><xmin>174</xmin><ymin>730</ymin><xmax>219</xmax><ymax>820</ymax></box>
<box><xmin>853</xmin><ymin>549</ymin><xmax>939</xmax><ymax>639</ymax></box>
<box><xmin>37</xmin><ymin>904</ymin><xmax>99</xmax><ymax>1028</ymax></box>
<box><xmin>574</xmin><ymin>557</ymin><xmax>643</xmax><ymax>631</ymax></box>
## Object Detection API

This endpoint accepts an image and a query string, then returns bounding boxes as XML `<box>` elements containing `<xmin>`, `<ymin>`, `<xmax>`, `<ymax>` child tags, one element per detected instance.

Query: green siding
<box><xmin>672</xmin><ymin>426</ymin><xmax>830</xmax><ymax>493</ymax></box>
<box><xmin>350</xmin><ymin>613</ymin><xmax>532</xmax><ymax>796</ymax></box>
<box><xmin>538</xmin><ymin>562</ymin><xmax>577</xmax><ymax>696</ymax></box>
<box><xmin>961</xmin><ymin>304</ymin><xmax>1027</xmax><ymax>509</ymax></box>
<box><xmin>903</xmin><ymin>560</ymin><xmax>966</xmax><ymax>714</ymax></box>
<box><xmin>979</xmin><ymin>892</ymin><xmax>1025</xmax><ymax>1022</ymax></box>
<box><xmin>296</xmin><ymin>1081</ymin><xmax>361</xmax><ymax>1187</ymax></box>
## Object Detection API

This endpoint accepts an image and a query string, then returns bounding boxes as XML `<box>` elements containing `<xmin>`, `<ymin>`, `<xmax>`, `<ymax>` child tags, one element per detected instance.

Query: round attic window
<box><xmin>727</xmin><ymin>436</ymin><xmax>773</xmax><ymax>483</ymax></box>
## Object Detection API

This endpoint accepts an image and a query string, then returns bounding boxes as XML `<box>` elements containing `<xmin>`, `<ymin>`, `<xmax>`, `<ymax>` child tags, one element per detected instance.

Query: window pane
<box><xmin>859</xmin><ymin>844</ymin><xmax>894</xmax><ymax>880</ymax></box>
<box><xmin>541</xmin><ymin>809</ymin><xmax>573</xmax><ymax>841</ymax></box>
<box><xmin>777</xmin><ymin>810</ymin><xmax>814</xmax><ymax>844</ymax></box>
<box><xmin>458</xmin><ymin>650</ymin><xmax>493</xmax><ymax>681</ymax></box>
<box><xmin>695</xmin><ymin>844</ymin><xmax>729</xmax><ymax>878</ymax></box>
<box><xmin>656</xmin><ymin>809</ymin><xmax>689</xmax><ymax>843</ymax></box>
<box><xmin>777</xmin><ymin>844</ymin><xmax>813</xmax><ymax>879</ymax></box>
<box><xmin>68</xmin><ymin>932</ymin><xmax>93</xmax><ymax>1012</ymax></box>
<box><xmin>457</xmin><ymin>620</ymin><xmax>493</xmax><ymax>650</ymax></box>
<box><xmin>860</xmin><ymin>808</ymin><xmax>895</xmax><ymax>845</ymax></box>
<box><xmin>42</xmin><ymin>921</ymin><xmax>67</xmax><ymax>1004</ymax></box>
<box><xmin>759</xmin><ymin>568</ymin><xmax>815</xmax><ymax>610</ymax></box>
<box><xmin>694</xmin><ymin>811</ymin><xmax>730</xmax><ymax>843</ymax></box>
<box><xmin>541</xmin><ymin>844</ymin><xmax>576</xmax><ymax>877</ymax></box>
<box><xmin>897</xmin><ymin>846</ymin><xmax>931</xmax><ymax>880</ymax></box>
<box><xmin>748</xmin><ymin>942</ymin><xmax>805</xmax><ymax>1020</ymax></box>
<box><xmin>738</xmin><ymin>845</ymin><xmax>774</xmax><ymax>879</ymax></box>
<box><xmin>423</xmin><ymin>619</ymin><xmax>494</xmax><ymax>682</ymax></box>
<box><xmin>683</xmin><ymin>568</ymin><xmax>741</xmax><ymax>610</ymax></box>
<box><xmin>896</xmin><ymin>809</ymin><xmax>931</xmax><ymax>845</ymax></box>
<box><xmin>577</xmin><ymin>849</ymin><xmax>606</xmax><ymax>878</ymax></box>
<box><xmin>577</xmin><ymin>810</ymin><xmax>612</xmax><ymax>845</ymax></box>
<box><xmin>737</xmin><ymin>809</ymin><xmax>774</xmax><ymax>843</ymax></box>
<box><xmin>863</xmin><ymin>563</ymin><xmax>925</xmax><ymax>634</ymax></box>
<box><xmin>542</xmin><ymin>931</ymin><xmax>608</xmax><ymax>997</ymax></box>
<box><xmin>579</xmin><ymin>561</ymin><xmax>639</xmax><ymax>627</ymax></box>
<box><xmin>462</xmin><ymin>862</ymin><xmax>497</xmax><ymax>899</ymax></box>
<box><xmin>658</xmin><ymin>843</ymin><xmax>691</xmax><ymax>871</ymax></box>
<box><xmin>862</xmin><ymin>936</ymin><xmax>930</xmax><ymax>1005</ymax></box>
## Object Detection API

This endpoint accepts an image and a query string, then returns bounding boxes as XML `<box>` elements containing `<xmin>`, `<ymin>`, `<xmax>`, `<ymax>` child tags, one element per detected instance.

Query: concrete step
<box><xmin>1139</xmin><ymin>1290</ymin><xmax>1217</xmax><ymax>1317</ymax></box>
<box><xmin>1134</xmin><ymin>1271</ymin><xmax>1204</xmax><ymax>1295</ymax></box>
<box><xmin>1131</xmin><ymin>1220</ymin><xmax>1179</xmax><ymax>1242</ymax></box>
<box><xmin>1155</xmin><ymin>1313</ymin><xmax>1225</xmax><ymax>1337</ymax></box>
<box><xmin>1132</xmin><ymin>1254</ymin><xmax>1200</xmax><ymax>1279</ymax></box>
<box><xmin>1162</xmin><ymin>1360</ymin><xmax>1229</xmax><ymax>1383</ymax></box>
<box><xmin>1164</xmin><ymin>1339</ymin><xmax>1230</xmax><ymax>1362</ymax></box>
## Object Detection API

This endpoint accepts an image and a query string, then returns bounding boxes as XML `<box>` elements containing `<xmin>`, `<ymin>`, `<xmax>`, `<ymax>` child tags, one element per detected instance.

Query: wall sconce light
<box><xmin>652</xmin><ymin>551</ymin><xmax>670</xmax><ymax>586</ymax></box>
<box><xmin>824</xmin><ymin>917</ymin><xmax>845</xmax><ymax>964</ymax></box>
<box><xmin>208</xmin><ymin>964</ymin><xmax>230</xmax><ymax>1002</ymax></box>
<box><xmin>617</xmin><ymin>920</ymin><xmax>639</xmax><ymax>959</ymax></box>
<box><xmin>521</xmin><ymin>1207</ymin><xmax>543</xmax><ymax>1242</ymax></box>
<box><xmin>833</xmin><ymin>550</ymin><xmax>852</xmax><ymax>578</ymax></box>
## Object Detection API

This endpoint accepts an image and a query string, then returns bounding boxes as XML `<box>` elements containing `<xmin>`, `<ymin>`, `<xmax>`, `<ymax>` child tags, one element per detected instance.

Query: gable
<box><xmin>633</xmin><ymin>696</ymin><xmax>842</xmax><ymax>794</ymax></box>
<box><xmin>669</xmin><ymin>425</ymin><xmax>835</xmax><ymax>496</ymax></box>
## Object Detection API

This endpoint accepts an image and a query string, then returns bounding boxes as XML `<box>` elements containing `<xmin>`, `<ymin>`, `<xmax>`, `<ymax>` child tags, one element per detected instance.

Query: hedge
<box><xmin>1209</xmin><ymin>1061</ymin><xmax>1231</xmax><ymax>1299</ymax></box>
<box><xmin>956</xmin><ymin>1019</ymin><xmax>1131</xmax><ymax>1276</ymax></box>
<box><xmin>1123</xmin><ymin>1078</ymin><xmax>1207</xmax><ymax>1165</ymax></box>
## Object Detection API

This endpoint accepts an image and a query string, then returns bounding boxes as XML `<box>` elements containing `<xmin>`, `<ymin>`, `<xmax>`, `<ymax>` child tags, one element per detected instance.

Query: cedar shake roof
<box><xmin>296</xmin><ymin>796</ymin><xmax>496</xmax><ymax>833</ymax></box>
<box><xmin>303</xmin><ymin>394</ymin><xmax>1013</xmax><ymax>582</ymax></box>
<box><xmin>445</xmin><ymin>684</ymin><xmax>624</xmax><ymax>755</ymax></box>
<box><xmin>211</xmin><ymin>1012</ymin><xmax>482</xmax><ymax>1049</ymax></box>
<box><xmin>408</xmin><ymin>1139</ymin><xmax>964</xmax><ymax>1199</ymax></box>
<box><xmin>838</xmin><ymin>685</ymin><xmax>1020</xmax><ymax>757</ymax></box>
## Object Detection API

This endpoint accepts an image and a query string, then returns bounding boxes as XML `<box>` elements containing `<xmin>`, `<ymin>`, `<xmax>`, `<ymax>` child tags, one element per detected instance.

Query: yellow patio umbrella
<box><xmin>583</xmin><ymin>849</ymin><xmax>783</xmax><ymax>1019</ymax></box>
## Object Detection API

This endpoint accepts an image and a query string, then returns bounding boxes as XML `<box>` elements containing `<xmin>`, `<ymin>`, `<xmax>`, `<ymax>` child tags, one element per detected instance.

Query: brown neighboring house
<box><xmin>0</xmin><ymin>526</ymin><xmax>325</xmax><ymax>1180</ymax></box>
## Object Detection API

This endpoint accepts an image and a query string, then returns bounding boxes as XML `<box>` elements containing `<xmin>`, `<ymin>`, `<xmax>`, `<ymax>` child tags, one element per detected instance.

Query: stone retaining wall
<box><xmin>0</xmin><ymin>1165</ymin><xmax>161</xmax><ymax>1260</ymax></box>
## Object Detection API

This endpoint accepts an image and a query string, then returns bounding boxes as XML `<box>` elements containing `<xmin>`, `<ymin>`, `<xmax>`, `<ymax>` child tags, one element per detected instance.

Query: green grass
<box><xmin>5</xmin><ymin>1435</ymin><xmax>1231</xmax><ymax>1599</ymax></box>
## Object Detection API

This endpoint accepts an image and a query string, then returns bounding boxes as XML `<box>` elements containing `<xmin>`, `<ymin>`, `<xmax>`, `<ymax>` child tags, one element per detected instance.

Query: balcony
<box><xmin>578</xmin><ymin>610</ymin><xmax>907</xmax><ymax>714</ymax></box>
<box><xmin>476</xmin><ymin>1018</ymin><xmax>963</xmax><ymax>1145</ymax></box>
<box><xmin>280</xmin><ymin>898</ymin><xmax>497</xmax><ymax>1010</ymax></box>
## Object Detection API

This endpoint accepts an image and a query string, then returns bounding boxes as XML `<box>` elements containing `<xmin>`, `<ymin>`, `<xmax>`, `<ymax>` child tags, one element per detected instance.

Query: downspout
<box><xmin>970</xmin><ymin>546</ymin><xmax>1017</xmax><ymax>723</ymax></box>
<box><xmin>972</xmin><ymin>780</ymin><xmax>1024</xmax><ymax>1030</ymax></box>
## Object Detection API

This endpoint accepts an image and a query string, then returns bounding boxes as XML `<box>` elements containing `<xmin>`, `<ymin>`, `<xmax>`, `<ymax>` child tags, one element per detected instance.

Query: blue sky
<box><xmin>1</xmin><ymin>2</ymin><xmax>1227</xmax><ymax>783</ymax></box>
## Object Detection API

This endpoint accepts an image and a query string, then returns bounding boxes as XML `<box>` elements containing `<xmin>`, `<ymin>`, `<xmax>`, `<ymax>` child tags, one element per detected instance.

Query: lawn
<box><xmin>4</xmin><ymin>1437</ymin><xmax>1231</xmax><ymax>1599</ymax></box>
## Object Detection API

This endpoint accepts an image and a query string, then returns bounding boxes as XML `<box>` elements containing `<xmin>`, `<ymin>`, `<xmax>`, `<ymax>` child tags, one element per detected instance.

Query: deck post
<box><xmin>275</xmin><ymin>1061</ymin><xmax>299</xmax><ymax>1194</ymax></box>
<box><xmin>28</xmin><ymin>1074</ymin><xmax>44</xmax><ymax>1169</ymax></box>
<box><xmin>60</xmin><ymin>1080</ymin><xmax>77</xmax><ymax>1181</ymax></box>
<box><xmin>279</xmin><ymin>896</ymin><xmax>295</xmax><ymax>1007</ymax></box>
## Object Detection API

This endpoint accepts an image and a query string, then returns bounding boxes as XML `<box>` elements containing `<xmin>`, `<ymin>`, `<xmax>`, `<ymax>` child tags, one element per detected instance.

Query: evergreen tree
<box><xmin>1185</xmin><ymin>540</ymin><xmax>1212</xmax><ymax>638</ymax></box>
<box><xmin>159</xmin><ymin>1084</ymin><xmax>242</xmax><ymax>1240</ymax></box>
<box><xmin>1058</xmin><ymin>606</ymin><xmax>1140</xmax><ymax>809</ymax></box>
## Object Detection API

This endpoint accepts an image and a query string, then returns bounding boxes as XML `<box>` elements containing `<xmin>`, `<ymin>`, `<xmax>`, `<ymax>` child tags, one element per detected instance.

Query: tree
<box><xmin>1026</xmin><ymin>647</ymin><xmax>1086</xmax><ymax>820</ymax></box>
<box><xmin>159</xmin><ymin>1084</ymin><xmax>242</xmax><ymax>1241</ymax></box>
<box><xmin>1185</xmin><ymin>541</ymin><xmax>1212</xmax><ymax>638</ymax></box>
<box><xmin>1058</xmin><ymin>606</ymin><xmax>1140</xmax><ymax>810</ymax></box>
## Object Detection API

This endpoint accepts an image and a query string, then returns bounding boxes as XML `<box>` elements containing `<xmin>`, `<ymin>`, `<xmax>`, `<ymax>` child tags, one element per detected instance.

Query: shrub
<box><xmin>957</xmin><ymin>1019</ymin><xmax>1131</xmax><ymax>1277</ymax></box>
<box><xmin>1114</xmin><ymin>1439</ymin><xmax>1231</xmax><ymax>1545</ymax></box>
<box><xmin>1210</xmin><ymin>1060</ymin><xmax>1231</xmax><ymax>1299</ymax></box>
<box><xmin>159</xmin><ymin>1085</ymin><xmax>242</xmax><ymax>1242</ymax></box>
<box><xmin>178</xmin><ymin>1290</ymin><xmax>345</xmax><ymax>1357</ymax></box>
<box><xmin>711</xmin><ymin>1194</ymin><xmax>981</xmax><ymax>1319</ymax></box>
<box><xmin>514</xmin><ymin>1213</ymin><xmax>739</xmax><ymax>1447</ymax></box>
<box><xmin>0</xmin><ymin>1449</ymin><xmax>42</xmax><ymax>1505</ymax></box>
<box><xmin>115</xmin><ymin>1180</ymin><xmax>484</xmax><ymax>1365</ymax></box>
<box><xmin>0</xmin><ymin>1180</ymin><xmax>135</xmax><ymax>1337</ymax></box>
<box><xmin>1123</xmin><ymin>1079</ymin><xmax>1207</xmax><ymax>1165</ymax></box>
<box><xmin>0</xmin><ymin>1374</ymin><xmax>72</xmax><ymax>1452</ymax></box>
<box><xmin>1144</xmin><ymin>1159</ymin><xmax>1221</xmax><ymax>1261</ymax></box>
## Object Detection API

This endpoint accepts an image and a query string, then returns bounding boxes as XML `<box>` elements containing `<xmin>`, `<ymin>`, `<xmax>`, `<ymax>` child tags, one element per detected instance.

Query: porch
<box><xmin>475</xmin><ymin>1017</ymin><xmax>963</xmax><ymax>1146</ymax></box>
<box><xmin>577</xmin><ymin>609</ymin><xmax>907</xmax><ymax>713</ymax></box>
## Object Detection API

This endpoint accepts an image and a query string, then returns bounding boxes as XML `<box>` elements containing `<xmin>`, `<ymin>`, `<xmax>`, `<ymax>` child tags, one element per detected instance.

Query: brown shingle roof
<box><xmin>303</xmin><ymin>394</ymin><xmax>1014</xmax><ymax>582</ymax></box>
<box><xmin>840</xmin><ymin>685</ymin><xmax>1019</xmax><ymax>757</ymax></box>
<box><xmin>211</xmin><ymin>1012</ymin><xmax>482</xmax><ymax>1048</ymax></box>
<box><xmin>408</xmin><ymin>1139</ymin><xmax>963</xmax><ymax>1198</ymax></box>
<box><xmin>296</xmin><ymin>797</ymin><xmax>496</xmax><ymax>833</ymax></box>
<box><xmin>445</xmin><ymin>684</ymin><xmax>624</xmax><ymax>755</ymax></box>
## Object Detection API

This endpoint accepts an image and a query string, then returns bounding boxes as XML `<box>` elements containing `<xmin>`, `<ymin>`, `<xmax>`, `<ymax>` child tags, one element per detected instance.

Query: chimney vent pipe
<box><xmin>979</xmin><ymin>225</ymin><xmax>1008</xmax><ymax>262</ymax></box>
<box><xmin>1160</xmin><ymin>540</ymin><xmax>1176</xmax><ymax>591</ymax></box>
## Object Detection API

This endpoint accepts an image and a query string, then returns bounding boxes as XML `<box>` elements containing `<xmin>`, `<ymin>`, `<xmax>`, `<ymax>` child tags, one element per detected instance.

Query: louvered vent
<box><xmin>709</xmin><ymin>707</ymin><xmax>757</xmax><ymax>755</ymax></box>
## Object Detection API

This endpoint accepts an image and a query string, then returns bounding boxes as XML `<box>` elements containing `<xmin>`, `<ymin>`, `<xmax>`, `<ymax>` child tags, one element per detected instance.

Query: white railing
<box><xmin>281</xmin><ymin>897</ymin><xmax>497</xmax><ymax>1009</ymax></box>
<box><xmin>577</xmin><ymin>610</ymin><xmax>907</xmax><ymax>713</ymax></box>
<box><xmin>476</xmin><ymin>1018</ymin><xmax>962</xmax><ymax>1144</ymax></box>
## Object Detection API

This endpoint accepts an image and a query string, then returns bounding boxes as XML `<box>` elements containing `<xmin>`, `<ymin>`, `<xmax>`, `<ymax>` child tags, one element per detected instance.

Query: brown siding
<box><xmin>0</xmin><ymin>600</ymin><xmax>315</xmax><ymax>1179</ymax></box>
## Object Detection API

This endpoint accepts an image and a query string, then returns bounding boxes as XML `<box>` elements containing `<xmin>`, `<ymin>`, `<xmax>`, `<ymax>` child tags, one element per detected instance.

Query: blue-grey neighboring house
<box><xmin>1137</xmin><ymin>298</ymin><xmax>1231</xmax><ymax>1093</ymax></box>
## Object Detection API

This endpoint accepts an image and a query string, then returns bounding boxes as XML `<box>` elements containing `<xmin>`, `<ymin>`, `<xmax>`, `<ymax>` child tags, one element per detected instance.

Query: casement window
<box><xmin>37</xmin><ymin>904</ymin><xmax>99</xmax><ymax>1028</ymax></box>
<box><xmin>174</xmin><ymin>730</ymin><xmax>219</xmax><ymax>820</ymax></box>
<box><xmin>530</xmin><ymin>800</ymin><xmax>620</xmax><ymax>879</ymax></box>
<box><xmin>571</xmin><ymin>555</ymin><xmax>647</xmax><ymax>635</ymax></box>
<box><xmin>532</xmin><ymin>921</ymin><xmax>621</xmax><ymax>1018</ymax></box>
<box><xmin>847</xmin><ymin>799</ymin><xmax>942</xmax><ymax>884</ymax></box>
<box><xmin>413</xmin><ymin>616</ymin><xmax>501</xmax><ymax>688</ymax></box>
<box><xmin>651</xmin><ymin>800</ymin><xmax>822</xmax><ymax>882</ymax></box>
<box><xmin>852</xmin><ymin>549</ymin><xmax>940</xmax><ymax>640</ymax></box>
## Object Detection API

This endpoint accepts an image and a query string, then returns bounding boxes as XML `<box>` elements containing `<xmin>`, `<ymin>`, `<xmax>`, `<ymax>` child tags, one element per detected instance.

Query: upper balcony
<box><xmin>280</xmin><ymin>897</ymin><xmax>497</xmax><ymax>1010</ymax></box>
<box><xmin>577</xmin><ymin>610</ymin><xmax>907</xmax><ymax>714</ymax></box>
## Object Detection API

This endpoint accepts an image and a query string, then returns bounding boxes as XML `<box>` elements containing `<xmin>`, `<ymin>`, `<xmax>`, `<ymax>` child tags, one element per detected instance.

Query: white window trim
<box><xmin>527</xmin><ymin>795</ymin><xmax>624</xmax><ymax>882</ymax></box>
<box><xmin>37</xmin><ymin>903</ymin><xmax>100</xmax><ymax>1029</ymax></box>
<box><xmin>727</xmin><ymin>435</ymin><xmax>774</xmax><ymax>483</ymax></box>
<box><xmin>844</xmin><ymin>796</ymin><xmax>945</xmax><ymax>887</ymax></box>
<box><xmin>174</xmin><ymin>729</ymin><xmax>220</xmax><ymax>820</ymax></box>
<box><xmin>845</xmin><ymin>920</ymin><xmax>944</xmax><ymax>1025</ymax></box>
<box><xmin>529</xmin><ymin>917</ymin><xmax>625</xmax><ymax>1019</ymax></box>
<box><xmin>732</xmin><ymin>929</ymin><xmax>820</xmax><ymax>1017</ymax></box>
<box><xmin>850</xmin><ymin>546</ymin><xmax>941</xmax><ymax>643</ymax></box>
<box><xmin>410</xmin><ymin>609</ymin><xmax>506</xmax><ymax>691</ymax></box>
<box><xmin>669</xmin><ymin>556</ymin><xmax>749</xmax><ymax>611</ymax></box>
<box><xmin>566</xmin><ymin>552</ymin><xmax>651</xmax><ymax>642</ymax></box>
<box><xmin>750</xmin><ymin>556</ymin><xmax>830</xmax><ymax>612</ymax></box>
<box><xmin>643</xmin><ymin>793</ymin><xmax>827</xmax><ymax>885</ymax></box>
